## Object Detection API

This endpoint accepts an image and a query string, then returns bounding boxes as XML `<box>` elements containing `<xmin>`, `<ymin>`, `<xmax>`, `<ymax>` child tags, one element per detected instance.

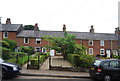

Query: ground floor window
<box><xmin>35</xmin><ymin>47</ymin><xmax>42</xmax><ymax>52</ymax></box>
<box><xmin>35</xmin><ymin>47</ymin><xmax>47</xmax><ymax>53</ymax></box>
<box><xmin>112</xmin><ymin>50</ymin><xmax>118</xmax><ymax>56</ymax></box>
<box><xmin>89</xmin><ymin>48</ymin><xmax>93</xmax><ymax>55</ymax></box>
<box><xmin>100</xmin><ymin>48</ymin><xmax>105</xmax><ymax>55</ymax></box>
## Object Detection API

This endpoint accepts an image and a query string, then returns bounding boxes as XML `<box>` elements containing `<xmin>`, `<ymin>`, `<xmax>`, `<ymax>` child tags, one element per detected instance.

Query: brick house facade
<box><xmin>0</xmin><ymin>18</ymin><xmax>120</xmax><ymax>57</ymax></box>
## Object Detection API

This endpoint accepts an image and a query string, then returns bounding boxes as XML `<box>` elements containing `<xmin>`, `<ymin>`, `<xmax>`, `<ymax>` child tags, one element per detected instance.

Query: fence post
<box><xmin>16</xmin><ymin>54</ymin><xmax>18</xmax><ymax>64</ymax></box>
<box><xmin>27</xmin><ymin>53</ymin><xmax>29</xmax><ymax>69</ymax></box>
<box><xmin>49</xmin><ymin>55</ymin><xmax>51</xmax><ymax>70</ymax></box>
<box><xmin>37</xmin><ymin>53</ymin><xmax>40</xmax><ymax>69</ymax></box>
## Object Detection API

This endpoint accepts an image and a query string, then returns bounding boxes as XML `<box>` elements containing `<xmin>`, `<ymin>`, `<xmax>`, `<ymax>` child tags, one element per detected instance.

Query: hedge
<box><xmin>67</xmin><ymin>54</ymin><xmax>95</xmax><ymax>68</ymax></box>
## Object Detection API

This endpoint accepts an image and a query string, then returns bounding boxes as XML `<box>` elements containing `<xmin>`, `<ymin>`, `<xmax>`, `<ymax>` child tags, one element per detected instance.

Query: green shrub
<box><xmin>67</xmin><ymin>54</ymin><xmax>79</xmax><ymax>67</ymax></box>
<box><xmin>4</xmin><ymin>38</ymin><xmax>17</xmax><ymax>52</ymax></box>
<box><xmin>7</xmin><ymin>54</ymin><xmax>32</xmax><ymax>66</ymax></box>
<box><xmin>67</xmin><ymin>54</ymin><xmax>95</xmax><ymax>68</ymax></box>
<box><xmin>79</xmin><ymin>54</ymin><xmax>95</xmax><ymax>68</ymax></box>
<box><xmin>2</xmin><ymin>47</ymin><xmax>11</xmax><ymax>60</ymax></box>
<box><xmin>30</xmin><ymin>59</ymin><xmax>38</xmax><ymax>66</ymax></box>
<box><xmin>0</xmin><ymin>41</ymin><xmax>10</xmax><ymax>48</ymax></box>
<box><xmin>19</xmin><ymin>46</ymin><xmax>34</xmax><ymax>55</ymax></box>
<box><xmin>113</xmin><ymin>55</ymin><xmax>120</xmax><ymax>59</ymax></box>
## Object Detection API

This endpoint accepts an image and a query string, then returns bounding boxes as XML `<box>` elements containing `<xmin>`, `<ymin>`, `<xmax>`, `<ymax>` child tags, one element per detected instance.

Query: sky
<box><xmin>0</xmin><ymin>0</ymin><xmax>120</xmax><ymax>33</ymax></box>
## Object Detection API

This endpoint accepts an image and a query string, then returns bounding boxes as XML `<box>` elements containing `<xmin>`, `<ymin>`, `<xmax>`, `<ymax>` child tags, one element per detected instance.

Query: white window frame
<box><xmin>100</xmin><ymin>48</ymin><xmax>105</xmax><ymax>55</ymax></box>
<box><xmin>24</xmin><ymin>37</ymin><xmax>29</xmax><ymax>44</ymax></box>
<box><xmin>88</xmin><ymin>40</ymin><xmax>93</xmax><ymax>46</ymax></box>
<box><xmin>36</xmin><ymin>38</ymin><xmax>41</xmax><ymax>44</ymax></box>
<box><xmin>42</xmin><ymin>47</ymin><xmax>47</xmax><ymax>53</ymax></box>
<box><xmin>100</xmin><ymin>40</ymin><xmax>104</xmax><ymax>46</ymax></box>
<box><xmin>3</xmin><ymin>32</ymin><xmax>8</xmax><ymax>38</ymax></box>
<box><xmin>89</xmin><ymin>48</ymin><xmax>93</xmax><ymax>55</ymax></box>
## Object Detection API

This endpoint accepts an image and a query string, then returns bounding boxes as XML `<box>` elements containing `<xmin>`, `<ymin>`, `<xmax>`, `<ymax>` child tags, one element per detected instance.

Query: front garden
<box><xmin>0</xmin><ymin>38</ymin><xmax>49</xmax><ymax>67</ymax></box>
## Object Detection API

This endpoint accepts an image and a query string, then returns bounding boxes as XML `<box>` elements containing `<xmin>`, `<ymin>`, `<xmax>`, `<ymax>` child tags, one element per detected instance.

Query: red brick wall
<box><xmin>17</xmin><ymin>37</ymin><xmax>49</xmax><ymax>48</ymax></box>
<box><xmin>75</xmin><ymin>39</ymin><xmax>119</xmax><ymax>56</ymax></box>
<box><xmin>8</xmin><ymin>32</ymin><xmax>17</xmax><ymax>41</ymax></box>
<box><xmin>13</xmin><ymin>36</ymin><xmax>120</xmax><ymax>56</ymax></box>
<box><xmin>0</xmin><ymin>32</ymin><xmax>17</xmax><ymax>41</ymax></box>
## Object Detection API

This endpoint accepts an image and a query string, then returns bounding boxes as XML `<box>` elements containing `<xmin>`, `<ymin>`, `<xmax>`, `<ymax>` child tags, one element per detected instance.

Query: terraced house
<box><xmin>0</xmin><ymin>18</ymin><xmax>120</xmax><ymax>57</ymax></box>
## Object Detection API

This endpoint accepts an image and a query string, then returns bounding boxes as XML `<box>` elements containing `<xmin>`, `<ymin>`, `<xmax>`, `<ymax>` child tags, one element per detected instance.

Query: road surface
<box><xmin>2</xmin><ymin>75</ymin><xmax>93</xmax><ymax>81</ymax></box>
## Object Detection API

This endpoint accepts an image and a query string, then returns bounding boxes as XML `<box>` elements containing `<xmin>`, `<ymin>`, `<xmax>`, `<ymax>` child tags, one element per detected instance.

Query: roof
<box><xmin>17</xmin><ymin>30</ymin><xmax>119</xmax><ymax>40</ymax></box>
<box><xmin>0</xmin><ymin>24</ymin><xmax>22</xmax><ymax>31</ymax></box>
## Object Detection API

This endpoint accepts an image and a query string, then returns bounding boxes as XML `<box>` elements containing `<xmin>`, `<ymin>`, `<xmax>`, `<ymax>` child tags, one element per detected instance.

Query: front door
<box><xmin>50</xmin><ymin>50</ymin><xmax>55</xmax><ymax>56</ymax></box>
<box><xmin>106</xmin><ymin>50</ymin><xmax>111</xmax><ymax>58</ymax></box>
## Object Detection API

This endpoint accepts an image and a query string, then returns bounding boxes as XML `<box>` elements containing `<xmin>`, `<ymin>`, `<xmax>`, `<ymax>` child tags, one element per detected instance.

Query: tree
<box><xmin>4</xmin><ymin>38</ymin><xmax>17</xmax><ymax>52</ymax></box>
<box><xmin>24</xmin><ymin>25</ymin><xmax>34</xmax><ymax>30</ymax></box>
<box><xmin>19</xmin><ymin>46</ymin><xmax>34</xmax><ymax>55</ymax></box>
<box><xmin>44</xmin><ymin>32</ymin><xmax>86</xmax><ymax>59</ymax></box>
<box><xmin>0</xmin><ymin>41</ymin><xmax>10</xmax><ymax>48</ymax></box>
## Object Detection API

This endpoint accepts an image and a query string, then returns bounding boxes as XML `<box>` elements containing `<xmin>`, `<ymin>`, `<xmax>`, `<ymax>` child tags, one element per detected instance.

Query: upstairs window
<box><xmin>100</xmin><ymin>48</ymin><xmax>105</xmax><ymax>55</ymax></box>
<box><xmin>24</xmin><ymin>37</ymin><xmax>29</xmax><ymax>44</ymax></box>
<box><xmin>100</xmin><ymin>40</ymin><xmax>104</xmax><ymax>46</ymax></box>
<box><xmin>36</xmin><ymin>38</ymin><xmax>41</xmax><ymax>44</ymax></box>
<box><xmin>88</xmin><ymin>40</ymin><xmax>93</xmax><ymax>46</ymax></box>
<box><xmin>3</xmin><ymin>32</ymin><xmax>8</xmax><ymax>38</ymax></box>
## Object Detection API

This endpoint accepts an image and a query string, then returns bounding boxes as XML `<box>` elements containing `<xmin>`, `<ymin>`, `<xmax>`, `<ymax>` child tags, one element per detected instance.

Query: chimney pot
<box><xmin>6</xmin><ymin>18</ymin><xmax>11</xmax><ymax>24</ymax></box>
<box><xmin>63</xmin><ymin>24</ymin><xmax>66</xmax><ymax>32</ymax></box>
<box><xmin>115</xmin><ymin>27</ymin><xmax>120</xmax><ymax>35</ymax></box>
<box><xmin>90</xmin><ymin>25</ymin><xmax>94</xmax><ymax>33</ymax></box>
<box><xmin>34</xmin><ymin>23</ymin><xmax>39</xmax><ymax>31</ymax></box>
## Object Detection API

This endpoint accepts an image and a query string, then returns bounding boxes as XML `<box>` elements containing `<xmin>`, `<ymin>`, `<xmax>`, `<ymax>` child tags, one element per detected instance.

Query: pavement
<box><xmin>20</xmin><ymin>56</ymin><xmax>90</xmax><ymax>78</ymax></box>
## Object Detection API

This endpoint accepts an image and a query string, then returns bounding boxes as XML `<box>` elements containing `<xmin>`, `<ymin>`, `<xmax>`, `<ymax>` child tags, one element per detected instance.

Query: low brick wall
<box><xmin>50</xmin><ymin>66</ymin><xmax>88</xmax><ymax>72</ymax></box>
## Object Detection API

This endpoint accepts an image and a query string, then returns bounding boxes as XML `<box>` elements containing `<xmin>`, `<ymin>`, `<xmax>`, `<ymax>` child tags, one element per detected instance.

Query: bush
<box><xmin>20</xmin><ymin>46</ymin><xmax>34</xmax><ymax>55</ymax></box>
<box><xmin>30</xmin><ymin>52</ymin><xmax>49</xmax><ymax>66</ymax></box>
<box><xmin>2</xmin><ymin>47</ymin><xmax>11</xmax><ymax>60</ymax></box>
<box><xmin>7</xmin><ymin>54</ymin><xmax>32</xmax><ymax>66</ymax></box>
<box><xmin>30</xmin><ymin>59</ymin><xmax>38</xmax><ymax>66</ymax></box>
<box><xmin>67</xmin><ymin>54</ymin><xmax>95</xmax><ymax>68</ymax></box>
<box><xmin>112</xmin><ymin>55</ymin><xmax>120</xmax><ymax>59</ymax></box>
<box><xmin>4</xmin><ymin>38</ymin><xmax>17</xmax><ymax>52</ymax></box>
<box><xmin>67</xmin><ymin>54</ymin><xmax>80</xmax><ymax>67</ymax></box>
<box><xmin>0</xmin><ymin>41</ymin><xmax>10</xmax><ymax>48</ymax></box>
<box><xmin>79</xmin><ymin>54</ymin><xmax>95</xmax><ymax>68</ymax></box>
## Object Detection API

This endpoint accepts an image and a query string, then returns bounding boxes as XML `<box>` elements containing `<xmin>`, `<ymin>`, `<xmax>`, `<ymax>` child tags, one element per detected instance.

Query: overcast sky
<box><xmin>0</xmin><ymin>0</ymin><xmax>119</xmax><ymax>33</ymax></box>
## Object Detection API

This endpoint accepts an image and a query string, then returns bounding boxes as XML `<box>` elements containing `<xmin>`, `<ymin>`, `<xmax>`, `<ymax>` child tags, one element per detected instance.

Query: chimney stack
<box><xmin>115</xmin><ymin>27</ymin><xmax>120</xmax><ymax>35</ymax></box>
<box><xmin>89</xmin><ymin>25</ymin><xmax>94</xmax><ymax>33</ymax></box>
<box><xmin>6</xmin><ymin>18</ymin><xmax>11</xmax><ymax>24</ymax></box>
<box><xmin>63</xmin><ymin>24</ymin><xmax>66</xmax><ymax>32</ymax></box>
<box><xmin>34</xmin><ymin>23</ymin><xmax>39</xmax><ymax>31</ymax></box>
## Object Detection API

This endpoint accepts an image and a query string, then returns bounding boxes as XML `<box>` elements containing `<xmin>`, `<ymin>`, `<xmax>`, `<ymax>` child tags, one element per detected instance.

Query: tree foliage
<box><xmin>0</xmin><ymin>40</ymin><xmax>10</xmax><ymax>48</ymax></box>
<box><xmin>44</xmin><ymin>32</ymin><xmax>86</xmax><ymax>59</ymax></box>
<box><xmin>3</xmin><ymin>38</ymin><xmax>17</xmax><ymax>52</ymax></box>
<box><xmin>24</xmin><ymin>25</ymin><xmax>34</xmax><ymax>30</ymax></box>
<box><xmin>19</xmin><ymin>46</ymin><xmax>34</xmax><ymax>55</ymax></box>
